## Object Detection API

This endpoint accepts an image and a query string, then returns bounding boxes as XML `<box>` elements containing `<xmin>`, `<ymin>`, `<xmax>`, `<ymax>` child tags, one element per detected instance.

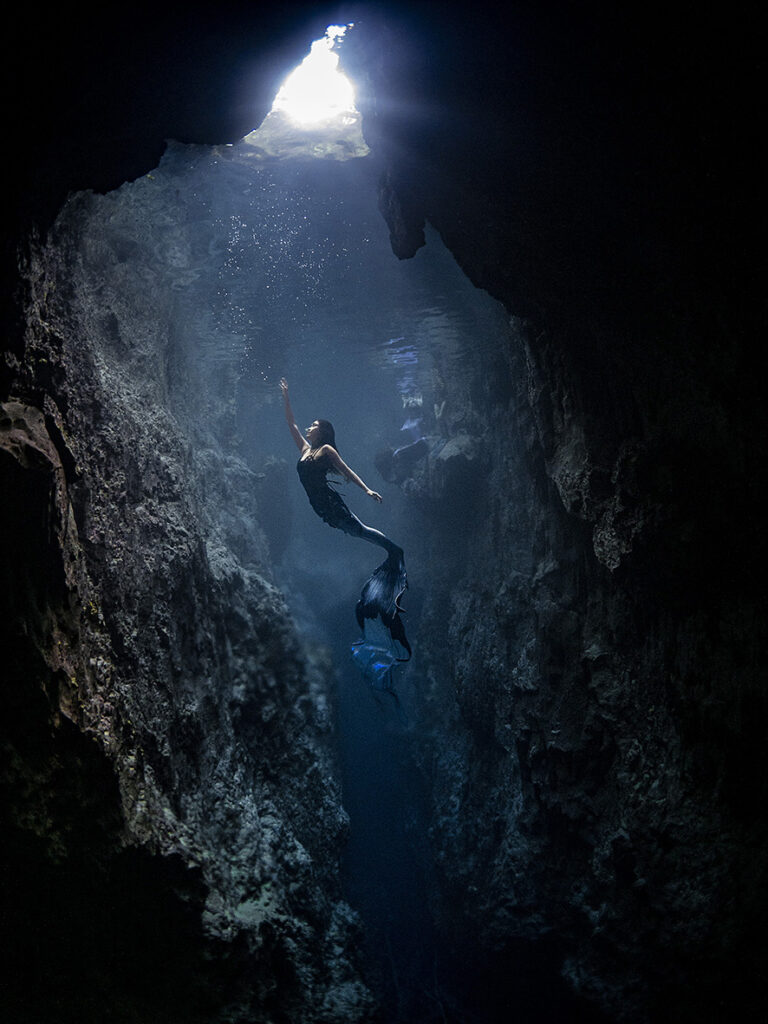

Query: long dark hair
<box><xmin>314</xmin><ymin>419</ymin><xmax>337</xmax><ymax>449</ymax></box>
<box><xmin>313</xmin><ymin>419</ymin><xmax>344</xmax><ymax>484</ymax></box>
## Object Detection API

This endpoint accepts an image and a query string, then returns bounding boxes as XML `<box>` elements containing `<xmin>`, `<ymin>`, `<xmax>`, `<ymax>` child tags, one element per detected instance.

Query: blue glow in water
<box><xmin>350</xmin><ymin>641</ymin><xmax>399</xmax><ymax>692</ymax></box>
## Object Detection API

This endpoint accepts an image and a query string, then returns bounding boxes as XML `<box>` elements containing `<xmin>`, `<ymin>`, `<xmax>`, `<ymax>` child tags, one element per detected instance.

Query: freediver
<box><xmin>280</xmin><ymin>378</ymin><xmax>411</xmax><ymax>658</ymax></box>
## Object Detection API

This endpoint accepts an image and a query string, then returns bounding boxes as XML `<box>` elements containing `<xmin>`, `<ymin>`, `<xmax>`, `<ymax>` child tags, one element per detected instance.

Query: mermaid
<box><xmin>280</xmin><ymin>378</ymin><xmax>410</xmax><ymax>659</ymax></box>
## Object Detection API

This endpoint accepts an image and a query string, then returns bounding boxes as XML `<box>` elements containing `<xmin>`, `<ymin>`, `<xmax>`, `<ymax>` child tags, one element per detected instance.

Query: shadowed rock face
<box><xmin>1</xmin><ymin>3</ymin><xmax>765</xmax><ymax>1023</ymax></box>
<box><xmin>338</xmin><ymin>8</ymin><xmax>766</xmax><ymax>1022</ymax></box>
<box><xmin>1</xmin><ymin>196</ymin><xmax>374</xmax><ymax>1021</ymax></box>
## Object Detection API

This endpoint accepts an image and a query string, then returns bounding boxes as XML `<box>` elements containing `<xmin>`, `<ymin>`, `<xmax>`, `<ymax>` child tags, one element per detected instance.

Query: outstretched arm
<box><xmin>324</xmin><ymin>446</ymin><xmax>383</xmax><ymax>503</ymax></box>
<box><xmin>280</xmin><ymin>378</ymin><xmax>309</xmax><ymax>454</ymax></box>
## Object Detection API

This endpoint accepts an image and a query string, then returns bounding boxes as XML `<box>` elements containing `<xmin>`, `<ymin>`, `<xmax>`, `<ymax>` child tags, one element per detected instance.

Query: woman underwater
<box><xmin>280</xmin><ymin>378</ymin><xmax>411</xmax><ymax>659</ymax></box>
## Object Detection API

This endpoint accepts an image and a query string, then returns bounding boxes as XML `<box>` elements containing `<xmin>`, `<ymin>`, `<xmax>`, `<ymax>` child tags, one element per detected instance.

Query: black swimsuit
<box><xmin>296</xmin><ymin>451</ymin><xmax>361</xmax><ymax>533</ymax></box>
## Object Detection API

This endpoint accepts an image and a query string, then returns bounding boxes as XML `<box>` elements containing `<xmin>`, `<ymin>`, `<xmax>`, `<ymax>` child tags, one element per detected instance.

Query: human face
<box><xmin>305</xmin><ymin>421</ymin><xmax>322</xmax><ymax>446</ymax></box>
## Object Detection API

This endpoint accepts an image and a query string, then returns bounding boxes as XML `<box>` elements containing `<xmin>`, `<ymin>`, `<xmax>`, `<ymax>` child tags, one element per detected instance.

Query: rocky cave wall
<box><xmin>386</xmin><ymin>323</ymin><xmax>767</xmax><ymax>1021</ymax></box>
<box><xmin>1</xmin><ymin>174</ymin><xmax>373</xmax><ymax>1022</ymax></box>
<box><xmin>341</xmin><ymin>6</ymin><xmax>766</xmax><ymax>1022</ymax></box>
<box><xmin>2</xmin><ymin>3</ymin><xmax>766</xmax><ymax>1023</ymax></box>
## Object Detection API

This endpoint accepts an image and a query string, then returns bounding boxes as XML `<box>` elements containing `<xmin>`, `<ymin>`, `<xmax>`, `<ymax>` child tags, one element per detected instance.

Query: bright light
<box><xmin>271</xmin><ymin>25</ymin><xmax>356</xmax><ymax>125</ymax></box>
<box><xmin>243</xmin><ymin>23</ymin><xmax>368</xmax><ymax>159</ymax></box>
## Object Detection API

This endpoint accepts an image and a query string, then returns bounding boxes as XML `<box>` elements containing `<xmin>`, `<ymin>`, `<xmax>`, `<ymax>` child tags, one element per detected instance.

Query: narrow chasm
<box><xmin>5</xmin><ymin>120</ymin><xmax>593</xmax><ymax>1020</ymax></box>
<box><xmin>3</xmin><ymin>26</ymin><xmax>765</xmax><ymax>1024</ymax></box>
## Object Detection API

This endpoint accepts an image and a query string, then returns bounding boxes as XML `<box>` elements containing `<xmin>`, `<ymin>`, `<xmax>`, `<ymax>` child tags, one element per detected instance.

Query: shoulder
<box><xmin>317</xmin><ymin>445</ymin><xmax>347</xmax><ymax>474</ymax></box>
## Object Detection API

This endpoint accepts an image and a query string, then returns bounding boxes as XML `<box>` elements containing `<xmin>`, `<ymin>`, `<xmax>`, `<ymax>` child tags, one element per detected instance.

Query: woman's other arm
<box><xmin>280</xmin><ymin>379</ymin><xmax>309</xmax><ymax>453</ymax></box>
<box><xmin>323</xmin><ymin>446</ymin><xmax>382</xmax><ymax>502</ymax></box>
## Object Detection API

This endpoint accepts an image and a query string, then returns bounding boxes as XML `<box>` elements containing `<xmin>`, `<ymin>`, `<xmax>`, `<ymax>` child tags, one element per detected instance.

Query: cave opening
<box><xmin>270</xmin><ymin>23</ymin><xmax>358</xmax><ymax>125</ymax></box>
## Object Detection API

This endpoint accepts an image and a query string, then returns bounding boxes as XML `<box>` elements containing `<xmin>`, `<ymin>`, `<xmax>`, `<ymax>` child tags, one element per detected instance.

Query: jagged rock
<box><xmin>0</xmin><ymin>186</ymin><xmax>374</xmax><ymax>1021</ymax></box>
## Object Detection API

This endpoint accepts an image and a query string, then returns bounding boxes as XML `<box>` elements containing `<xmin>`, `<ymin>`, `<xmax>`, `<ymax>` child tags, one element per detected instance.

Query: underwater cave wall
<box><xmin>400</xmin><ymin>327</ymin><xmax>767</xmax><ymax>1020</ymax></box>
<box><xmin>0</xmin><ymin>183</ymin><xmax>374</xmax><ymax>1022</ymax></box>
<box><xmin>342</xmin><ymin>9</ymin><xmax>767</xmax><ymax>1022</ymax></box>
<box><xmin>379</xmin><ymin>234</ymin><xmax>767</xmax><ymax>1021</ymax></box>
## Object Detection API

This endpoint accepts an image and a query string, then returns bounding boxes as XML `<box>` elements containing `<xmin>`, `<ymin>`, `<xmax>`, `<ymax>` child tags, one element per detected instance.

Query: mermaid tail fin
<box><xmin>355</xmin><ymin>548</ymin><xmax>411</xmax><ymax>660</ymax></box>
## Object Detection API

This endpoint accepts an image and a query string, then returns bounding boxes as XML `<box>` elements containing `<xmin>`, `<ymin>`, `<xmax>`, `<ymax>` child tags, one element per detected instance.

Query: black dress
<box><xmin>297</xmin><ymin>451</ymin><xmax>411</xmax><ymax>658</ymax></box>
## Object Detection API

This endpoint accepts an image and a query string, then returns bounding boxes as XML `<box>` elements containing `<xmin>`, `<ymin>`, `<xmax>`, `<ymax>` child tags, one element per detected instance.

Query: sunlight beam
<box><xmin>270</xmin><ymin>25</ymin><xmax>357</xmax><ymax>125</ymax></box>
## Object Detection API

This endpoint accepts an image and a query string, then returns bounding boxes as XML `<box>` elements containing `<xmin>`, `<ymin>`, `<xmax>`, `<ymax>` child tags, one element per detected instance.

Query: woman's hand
<box><xmin>280</xmin><ymin>378</ymin><xmax>292</xmax><ymax>415</ymax></box>
<box><xmin>281</xmin><ymin>378</ymin><xmax>307</xmax><ymax>451</ymax></box>
<box><xmin>367</xmin><ymin>488</ymin><xmax>383</xmax><ymax>503</ymax></box>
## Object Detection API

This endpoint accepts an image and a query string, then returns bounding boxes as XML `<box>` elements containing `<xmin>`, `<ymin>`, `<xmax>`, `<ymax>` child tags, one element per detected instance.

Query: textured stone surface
<box><xmin>331</xmin><ymin>11</ymin><xmax>766</xmax><ymax>1020</ymax></box>
<box><xmin>386</xmin><ymin>304</ymin><xmax>766</xmax><ymax>1020</ymax></box>
<box><xmin>1</xmin><ymin>186</ymin><xmax>373</xmax><ymax>1021</ymax></box>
